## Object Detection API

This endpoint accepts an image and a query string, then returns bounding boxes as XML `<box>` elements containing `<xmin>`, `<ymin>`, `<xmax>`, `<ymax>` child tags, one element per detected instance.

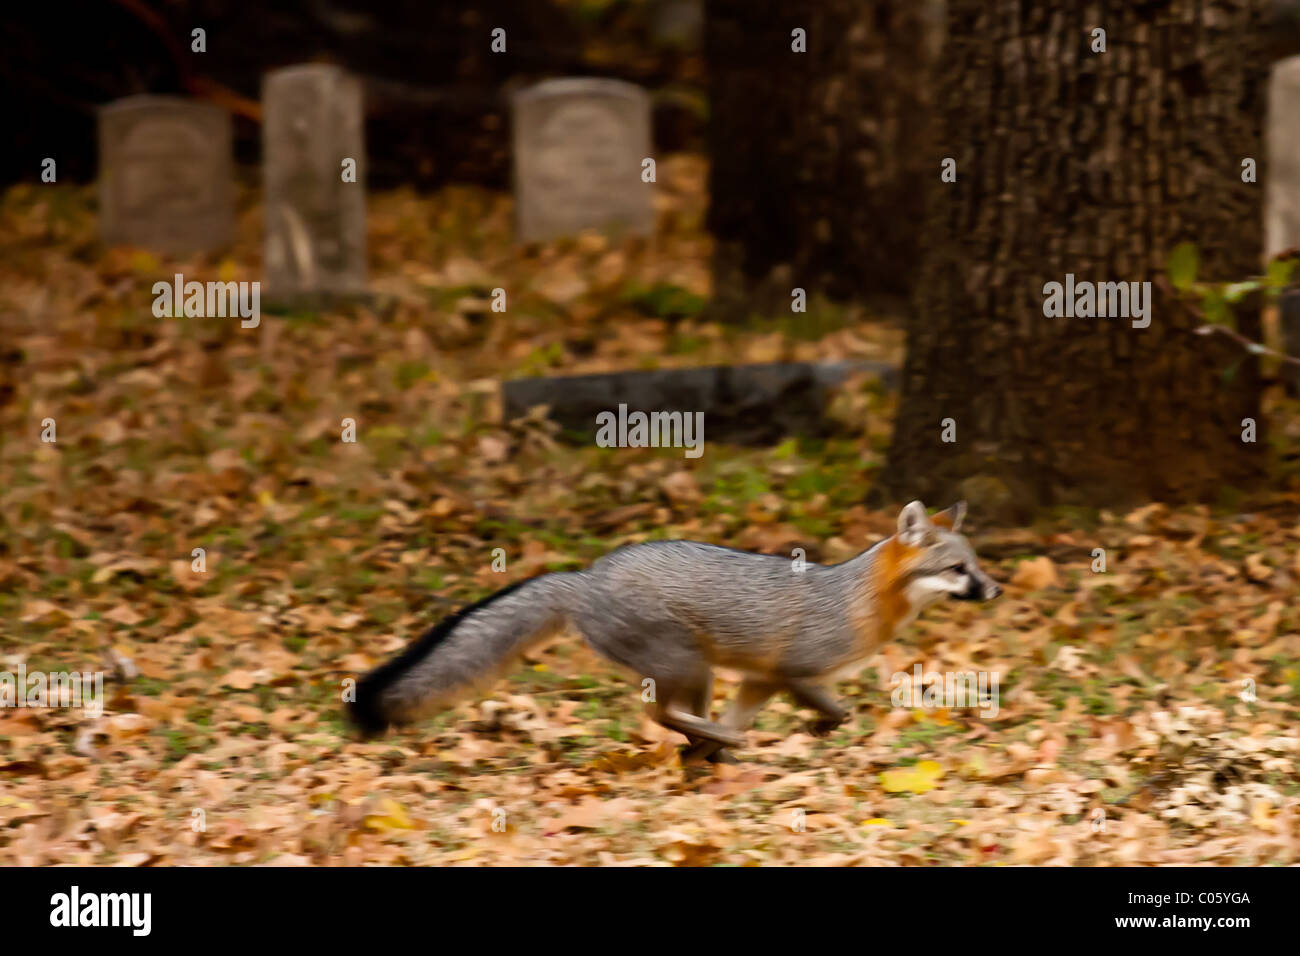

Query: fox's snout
<box><xmin>973</xmin><ymin>570</ymin><xmax>1002</xmax><ymax>600</ymax></box>
<box><xmin>955</xmin><ymin>572</ymin><xmax>1001</xmax><ymax>601</ymax></box>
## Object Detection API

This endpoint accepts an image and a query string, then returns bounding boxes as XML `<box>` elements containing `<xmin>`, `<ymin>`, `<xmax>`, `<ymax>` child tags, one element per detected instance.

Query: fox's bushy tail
<box><xmin>348</xmin><ymin>572</ymin><xmax>582</xmax><ymax>735</ymax></box>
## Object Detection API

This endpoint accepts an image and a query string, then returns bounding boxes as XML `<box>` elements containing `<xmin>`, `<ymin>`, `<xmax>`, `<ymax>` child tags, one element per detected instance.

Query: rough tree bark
<box><xmin>878</xmin><ymin>0</ymin><xmax>1269</xmax><ymax>516</ymax></box>
<box><xmin>705</xmin><ymin>0</ymin><xmax>943</xmax><ymax>313</ymax></box>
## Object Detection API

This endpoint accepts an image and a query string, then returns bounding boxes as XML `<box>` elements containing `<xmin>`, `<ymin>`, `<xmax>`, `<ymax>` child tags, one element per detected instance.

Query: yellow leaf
<box><xmin>880</xmin><ymin>760</ymin><xmax>944</xmax><ymax>794</ymax></box>
<box><xmin>364</xmin><ymin>798</ymin><xmax>415</xmax><ymax>832</ymax></box>
<box><xmin>129</xmin><ymin>250</ymin><xmax>160</xmax><ymax>275</ymax></box>
<box><xmin>910</xmin><ymin>708</ymin><xmax>952</xmax><ymax>727</ymax></box>
<box><xmin>862</xmin><ymin>818</ymin><xmax>892</xmax><ymax>827</ymax></box>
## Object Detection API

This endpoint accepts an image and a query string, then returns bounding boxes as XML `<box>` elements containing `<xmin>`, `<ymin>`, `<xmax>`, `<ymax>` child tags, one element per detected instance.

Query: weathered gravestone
<box><xmin>512</xmin><ymin>78</ymin><xmax>654</xmax><ymax>243</ymax></box>
<box><xmin>1268</xmin><ymin>56</ymin><xmax>1300</xmax><ymax>391</ymax></box>
<box><xmin>263</xmin><ymin>64</ymin><xmax>367</xmax><ymax>302</ymax></box>
<box><xmin>98</xmin><ymin>96</ymin><xmax>234</xmax><ymax>254</ymax></box>
<box><xmin>1267</xmin><ymin>57</ymin><xmax>1300</xmax><ymax>261</ymax></box>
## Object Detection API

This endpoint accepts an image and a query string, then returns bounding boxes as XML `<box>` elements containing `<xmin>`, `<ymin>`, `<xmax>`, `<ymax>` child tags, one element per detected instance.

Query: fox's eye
<box><xmin>949</xmin><ymin>564</ymin><xmax>965</xmax><ymax>574</ymax></box>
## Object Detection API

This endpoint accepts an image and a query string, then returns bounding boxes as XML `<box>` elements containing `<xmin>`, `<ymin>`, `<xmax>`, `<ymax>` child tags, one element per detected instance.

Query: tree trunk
<box><xmin>879</xmin><ymin>0</ymin><xmax>1269</xmax><ymax>517</ymax></box>
<box><xmin>705</xmin><ymin>0</ymin><xmax>942</xmax><ymax>314</ymax></box>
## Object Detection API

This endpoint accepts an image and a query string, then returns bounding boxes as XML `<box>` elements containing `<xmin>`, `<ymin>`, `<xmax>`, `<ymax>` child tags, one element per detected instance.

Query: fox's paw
<box><xmin>808</xmin><ymin>714</ymin><xmax>847</xmax><ymax>738</ymax></box>
<box><xmin>680</xmin><ymin>742</ymin><xmax>742</xmax><ymax>765</ymax></box>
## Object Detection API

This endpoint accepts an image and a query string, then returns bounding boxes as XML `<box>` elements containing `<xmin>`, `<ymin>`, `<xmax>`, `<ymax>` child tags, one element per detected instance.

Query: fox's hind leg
<box><xmin>679</xmin><ymin>669</ymin><xmax>741</xmax><ymax>764</ymax></box>
<box><xmin>652</xmin><ymin>700</ymin><xmax>746</xmax><ymax>749</ymax></box>
<box><xmin>686</xmin><ymin>669</ymin><xmax>713</xmax><ymax>721</ymax></box>
<box><xmin>651</xmin><ymin>672</ymin><xmax>746</xmax><ymax>751</ymax></box>
<box><xmin>578</xmin><ymin>619</ymin><xmax>740</xmax><ymax>751</ymax></box>
<box><xmin>682</xmin><ymin>678</ymin><xmax>778</xmax><ymax>763</ymax></box>
<box><xmin>575</xmin><ymin>616</ymin><xmax>742</xmax><ymax>755</ymax></box>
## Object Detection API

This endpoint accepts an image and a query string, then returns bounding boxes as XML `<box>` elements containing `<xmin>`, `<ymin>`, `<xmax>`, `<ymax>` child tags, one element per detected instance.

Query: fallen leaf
<box><xmin>880</xmin><ymin>760</ymin><xmax>944</xmax><ymax>794</ymax></box>
<box><xmin>1012</xmin><ymin>556</ymin><xmax>1060</xmax><ymax>590</ymax></box>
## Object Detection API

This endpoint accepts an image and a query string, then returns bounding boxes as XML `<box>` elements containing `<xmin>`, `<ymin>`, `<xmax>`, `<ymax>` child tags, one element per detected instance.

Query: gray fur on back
<box><xmin>575</xmin><ymin>539</ymin><xmax>876</xmax><ymax>680</ymax></box>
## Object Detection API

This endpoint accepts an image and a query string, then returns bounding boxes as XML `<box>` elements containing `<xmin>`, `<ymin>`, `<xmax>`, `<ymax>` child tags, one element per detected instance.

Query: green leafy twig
<box><xmin>1167</xmin><ymin>241</ymin><xmax>1300</xmax><ymax>364</ymax></box>
<box><xmin>1192</xmin><ymin>323</ymin><xmax>1300</xmax><ymax>367</ymax></box>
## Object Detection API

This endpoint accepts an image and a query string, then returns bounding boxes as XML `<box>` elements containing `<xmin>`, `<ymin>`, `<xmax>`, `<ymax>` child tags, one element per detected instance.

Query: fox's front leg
<box><xmin>786</xmin><ymin>680</ymin><xmax>848</xmax><ymax>737</ymax></box>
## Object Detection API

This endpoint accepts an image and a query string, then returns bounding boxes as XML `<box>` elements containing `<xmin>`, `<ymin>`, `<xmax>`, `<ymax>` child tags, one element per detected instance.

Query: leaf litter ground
<box><xmin>2</xmin><ymin>158</ymin><xmax>1299</xmax><ymax>865</ymax></box>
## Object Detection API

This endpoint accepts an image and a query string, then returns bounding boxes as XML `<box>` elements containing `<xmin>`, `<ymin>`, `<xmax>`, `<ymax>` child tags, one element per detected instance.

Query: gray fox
<box><xmin>348</xmin><ymin>500</ymin><xmax>1001</xmax><ymax>762</ymax></box>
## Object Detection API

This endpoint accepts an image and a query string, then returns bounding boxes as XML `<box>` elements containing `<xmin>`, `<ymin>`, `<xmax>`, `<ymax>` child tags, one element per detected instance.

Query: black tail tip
<box><xmin>345</xmin><ymin>690</ymin><xmax>391</xmax><ymax>739</ymax></box>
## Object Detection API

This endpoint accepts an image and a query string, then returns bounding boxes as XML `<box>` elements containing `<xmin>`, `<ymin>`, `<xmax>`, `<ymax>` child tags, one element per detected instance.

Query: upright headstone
<box><xmin>1267</xmin><ymin>57</ymin><xmax>1300</xmax><ymax>260</ymax></box>
<box><xmin>1268</xmin><ymin>57</ymin><xmax>1300</xmax><ymax>391</ymax></box>
<box><xmin>512</xmin><ymin>79</ymin><xmax>653</xmax><ymax>243</ymax></box>
<box><xmin>98</xmin><ymin>96</ymin><xmax>234</xmax><ymax>255</ymax></box>
<box><xmin>263</xmin><ymin>64</ymin><xmax>367</xmax><ymax>301</ymax></box>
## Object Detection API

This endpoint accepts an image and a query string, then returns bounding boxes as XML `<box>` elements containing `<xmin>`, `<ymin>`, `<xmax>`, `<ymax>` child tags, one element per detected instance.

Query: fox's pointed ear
<box><xmin>931</xmin><ymin>501</ymin><xmax>967</xmax><ymax>532</ymax></box>
<box><xmin>897</xmin><ymin>500</ymin><xmax>929</xmax><ymax>546</ymax></box>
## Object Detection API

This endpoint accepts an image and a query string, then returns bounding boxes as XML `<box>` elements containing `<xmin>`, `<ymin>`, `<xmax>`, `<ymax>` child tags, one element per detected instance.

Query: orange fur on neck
<box><xmin>851</xmin><ymin>534</ymin><xmax>920</xmax><ymax>652</ymax></box>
